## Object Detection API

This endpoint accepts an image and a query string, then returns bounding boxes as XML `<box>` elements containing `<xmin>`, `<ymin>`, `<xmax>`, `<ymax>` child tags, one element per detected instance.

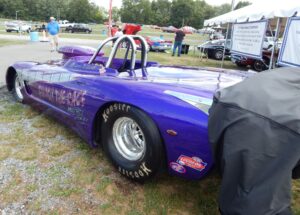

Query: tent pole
<box><xmin>108</xmin><ymin>0</ymin><xmax>113</xmax><ymax>37</ymax></box>
<box><xmin>269</xmin><ymin>18</ymin><xmax>280</xmax><ymax>70</ymax></box>
<box><xmin>221</xmin><ymin>0</ymin><xmax>235</xmax><ymax>68</ymax></box>
<box><xmin>221</xmin><ymin>23</ymin><xmax>230</xmax><ymax>68</ymax></box>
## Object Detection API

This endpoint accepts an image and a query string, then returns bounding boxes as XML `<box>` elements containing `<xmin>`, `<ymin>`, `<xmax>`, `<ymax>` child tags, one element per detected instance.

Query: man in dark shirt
<box><xmin>172</xmin><ymin>28</ymin><xmax>185</xmax><ymax>57</ymax></box>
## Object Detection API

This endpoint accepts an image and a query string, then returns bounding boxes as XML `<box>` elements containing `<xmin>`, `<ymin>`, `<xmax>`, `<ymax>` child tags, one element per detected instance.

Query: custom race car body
<box><xmin>6</xmin><ymin>35</ymin><xmax>249</xmax><ymax>181</ymax></box>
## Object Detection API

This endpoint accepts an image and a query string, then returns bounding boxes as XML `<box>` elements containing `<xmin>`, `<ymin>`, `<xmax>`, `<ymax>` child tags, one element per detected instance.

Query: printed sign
<box><xmin>278</xmin><ymin>17</ymin><xmax>300</xmax><ymax>67</ymax></box>
<box><xmin>231</xmin><ymin>20</ymin><xmax>268</xmax><ymax>59</ymax></box>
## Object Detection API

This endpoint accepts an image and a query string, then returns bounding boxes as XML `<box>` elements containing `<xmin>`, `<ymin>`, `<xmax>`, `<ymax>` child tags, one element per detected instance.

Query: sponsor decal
<box><xmin>170</xmin><ymin>162</ymin><xmax>186</xmax><ymax>174</ymax></box>
<box><xmin>38</xmin><ymin>85</ymin><xmax>86</xmax><ymax>107</ymax></box>
<box><xmin>177</xmin><ymin>155</ymin><xmax>207</xmax><ymax>172</ymax></box>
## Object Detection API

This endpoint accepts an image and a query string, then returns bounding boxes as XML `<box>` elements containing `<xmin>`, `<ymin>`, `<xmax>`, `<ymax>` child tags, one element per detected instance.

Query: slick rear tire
<box><xmin>101</xmin><ymin>103</ymin><xmax>164</xmax><ymax>182</ymax></box>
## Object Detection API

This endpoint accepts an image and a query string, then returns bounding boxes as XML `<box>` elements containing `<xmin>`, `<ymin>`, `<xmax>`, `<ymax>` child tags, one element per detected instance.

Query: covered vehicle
<box><xmin>6</xmin><ymin>35</ymin><xmax>249</xmax><ymax>182</ymax></box>
<box><xmin>145</xmin><ymin>36</ymin><xmax>172</xmax><ymax>51</ymax></box>
<box><xmin>208</xmin><ymin>67</ymin><xmax>300</xmax><ymax>214</ymax></box>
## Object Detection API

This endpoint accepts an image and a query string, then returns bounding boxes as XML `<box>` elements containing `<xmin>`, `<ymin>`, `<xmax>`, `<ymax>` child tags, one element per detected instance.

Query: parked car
<box><xmin>6</xmin><ymin>35</ymin><xmax>249</xmax><ymax>182</ymax></box>
<box><xmin>231</xmin><ymin>50</ymin><xmax>278</xmax><ymax>72</ymax></box>
<box><xmin>65</xmin><ymin>24</ymin><xmax>92</xmax><ymax>33</ymax></box>
<box><xmin>198</xmin><ymin>39</ymin><xmax>231</xmax><ymax>60</ymax></box>
<box><xmin>146</xmin><ymin>36</ymin><xmax>172</xmax><ymax>51</ymax></box>
<box><xmin>5</xmin><ymin>21</ymin><xmax>31</xmax><ymax>33</ymax></box>
<box><xmin>162</xmin><ymin>26</ymin><xmax>178</xmax><ymax>33</ymax></box>
<box><xmin>231</xmin><ymin>39</ymin><xmax>282</xmax><ymax>72</ymax></box>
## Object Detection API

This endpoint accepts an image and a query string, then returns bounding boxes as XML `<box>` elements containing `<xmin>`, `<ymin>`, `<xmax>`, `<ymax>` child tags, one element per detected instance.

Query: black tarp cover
<box><xmin>208</xmin><ymin>67</ymin><xmax>300</xmax><ymax>215</ymax></box>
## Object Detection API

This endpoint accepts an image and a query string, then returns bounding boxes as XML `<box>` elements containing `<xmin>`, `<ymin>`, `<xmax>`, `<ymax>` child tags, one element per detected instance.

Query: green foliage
<box><xmin>0</xmin><ymin>0</ymin><xmax>105</xmax><ymax>23</ymax></box>
<box><xmin>234</xmin><ymin>1</ymin><xmax>252</xmax><ymax>10</ymax></box>
<box><xmin>0</xmin><ymin>0</ymin><xmax>239</xmax><ymax>28</ymax></box>
<box><xmin>120</xmin><ymin>0</ymin><xmax>234</xmax><ymax>29</ymax></box>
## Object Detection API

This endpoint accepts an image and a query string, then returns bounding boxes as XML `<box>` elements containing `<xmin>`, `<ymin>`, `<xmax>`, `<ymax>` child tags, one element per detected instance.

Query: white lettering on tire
<box><xmin>102</xmin><ymin>104</ymin><xmax>131</xmax><ymax>123</ymax></box>
<box><xmin>118</xmin><ymin>162</ymin><xmax>152</xmax><ymax>179</ymax></box>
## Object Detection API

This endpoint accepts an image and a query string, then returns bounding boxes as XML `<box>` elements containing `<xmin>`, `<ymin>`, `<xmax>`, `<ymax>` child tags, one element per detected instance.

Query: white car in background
<box><xmin>5</xmin><ymin>21</ymin><xmax>31</xmax><ymax>33</ymax></box>
<box><xmin>58</xmin><ymin>20</ymin><xmax>75</xmax><ymax>28</ymax></box>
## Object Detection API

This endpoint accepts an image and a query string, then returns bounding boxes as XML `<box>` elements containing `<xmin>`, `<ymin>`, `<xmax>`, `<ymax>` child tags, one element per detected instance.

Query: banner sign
<box><xmin>278</xmin><ymin>17</ymin><xmax>300</xmax><ymax>67</ymax></box>
<box><xmin>231</xmin><ymin>20</ymin><xmax>268</xmax><ymax>59</ymax></box>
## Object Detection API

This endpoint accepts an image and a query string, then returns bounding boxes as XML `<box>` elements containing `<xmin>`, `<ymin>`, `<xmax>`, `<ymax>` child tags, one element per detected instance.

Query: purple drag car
<box><xmin>6</xmin><ymin>35</ymin><xmax>249</xmax><ymax>182</ymax></box>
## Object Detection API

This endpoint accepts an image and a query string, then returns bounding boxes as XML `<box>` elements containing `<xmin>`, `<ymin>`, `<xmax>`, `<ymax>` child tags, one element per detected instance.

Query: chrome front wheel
<box><xmin>14</xmin><ymin>74</ymin><xmax>24</xmax><ymax>101</ymax></box>
<box><xmin>112</xmin><ymin>117</ymin><xmax>146</xmax><ymax>161</ymax></box>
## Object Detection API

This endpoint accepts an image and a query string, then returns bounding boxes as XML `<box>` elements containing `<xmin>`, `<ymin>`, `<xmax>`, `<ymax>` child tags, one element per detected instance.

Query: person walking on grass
<box><xmin>172</xmin><ymin>28</ymin><xmax>186</xmax><ymax>57</ymax></box>
<box><xmin>47</xmin><ymin>17</ymin><xmax>60</xmax><ymax>52</ymax></box>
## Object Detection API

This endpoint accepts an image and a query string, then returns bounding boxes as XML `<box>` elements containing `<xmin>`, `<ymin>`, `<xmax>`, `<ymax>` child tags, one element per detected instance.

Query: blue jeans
<box><xmin>173</xmin><ymin>41</ymin><xmax>182</xmax><ymax>56</ymax></box>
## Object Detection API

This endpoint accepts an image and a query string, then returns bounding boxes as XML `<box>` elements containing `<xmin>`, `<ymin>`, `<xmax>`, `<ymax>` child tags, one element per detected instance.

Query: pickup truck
<box><xmin>58</xmin><ymin>20</ymin><xmax>74</xmax><ymax>28</ymax></box>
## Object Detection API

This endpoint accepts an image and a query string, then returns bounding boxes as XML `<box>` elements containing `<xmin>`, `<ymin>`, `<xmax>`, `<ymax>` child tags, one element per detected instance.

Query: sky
<box><xmin>92</xmin><ymin>0</ymin><xmax>263</xmax><ymax>9</ymax></box>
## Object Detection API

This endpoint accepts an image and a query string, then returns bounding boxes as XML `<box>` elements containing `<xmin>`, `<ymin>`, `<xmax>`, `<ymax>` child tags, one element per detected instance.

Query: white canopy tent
<box><xmin>204</xmin><ymin>0</ymin><xmax>300</xmax><ymax>70</ymax></box>
<box><xmin>204</xmin><ymin>0</ymin><xmax>300</xmax><ymax>26</ymax></box>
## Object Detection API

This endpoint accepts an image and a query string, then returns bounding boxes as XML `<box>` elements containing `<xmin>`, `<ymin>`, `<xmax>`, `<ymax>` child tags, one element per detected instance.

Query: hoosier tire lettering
<box><xmin>103</xmin><ymin>104</ymin><xmax>131</xmax><ymax>122</ymax></box>
<box><xmin>101</xmin><ymin>102</ymin><xmax>164</xmax><ymax>182</ymax></box>
<box><xmin>118</xmin><ymin>162</ymin><xmax>152</xmax><ymax>179</ymax></box>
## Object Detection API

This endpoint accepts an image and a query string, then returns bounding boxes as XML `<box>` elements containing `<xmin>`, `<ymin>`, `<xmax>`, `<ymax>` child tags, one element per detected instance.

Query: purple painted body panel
<box><xmin>8</xmin><ymin>46</ymin><xmax>250</xmax><ymax>180</ymax></box>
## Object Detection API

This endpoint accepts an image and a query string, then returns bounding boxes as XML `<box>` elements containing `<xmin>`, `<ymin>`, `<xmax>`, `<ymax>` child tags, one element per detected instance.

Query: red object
<box><xmin>111</xmin><ymin>27</ymin><xmax>118</xmax><ymax>37</ymax></box>
<box><xmin>123</xmin><ymin>24</ymin><xmax>142</xmax><ymax>35</ymax></box>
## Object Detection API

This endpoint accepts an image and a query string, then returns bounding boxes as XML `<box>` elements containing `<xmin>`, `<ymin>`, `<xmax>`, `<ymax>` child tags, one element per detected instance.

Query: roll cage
<box><xmin>88</xmin><ymin>35</ymin><xmax>149</xmax><ymax>78</ymax></box>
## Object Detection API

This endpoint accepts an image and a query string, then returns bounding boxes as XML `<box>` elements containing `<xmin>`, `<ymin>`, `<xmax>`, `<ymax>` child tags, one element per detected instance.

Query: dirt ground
<box><xmin>0</xmin><ymin>86</ymin><xmax>299</xmax><ymax>215</ymax></box>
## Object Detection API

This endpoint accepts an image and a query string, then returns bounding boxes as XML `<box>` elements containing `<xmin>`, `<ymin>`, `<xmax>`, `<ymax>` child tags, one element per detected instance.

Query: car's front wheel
<box><xmin>252</xmin><ymin>60</ymin><xmax>267</xmax><ymax>72</ymax></box>
<box><xmin>101</xmin><ymin>103</ymin><xmax>164</xmax><ymax>182</ymax></box>
<box><xmin>12</xmin><ymin>73</ymin><xmax>24</xmax><ymax>103</ymax></box>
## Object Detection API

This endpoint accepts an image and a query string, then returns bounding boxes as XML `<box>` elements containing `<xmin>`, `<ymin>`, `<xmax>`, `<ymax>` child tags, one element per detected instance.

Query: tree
<box><xmin>214</xmin><ymin>3</ymin><xmax>231</xmax><ymax>16</ymax></box>
<box><xmin>170</xmin><ymin>0</ymin><xmax>194</xmax><ymax>27</ymax></box>
<box><xmin>150</xmin><ymin>0</ymin><xmax>171</xmax><ymax>26</ymax></box>
<box><xmin>234</xmin><ymin>1</ymin><xmax>251</xmax><ymax>10</ymax></box>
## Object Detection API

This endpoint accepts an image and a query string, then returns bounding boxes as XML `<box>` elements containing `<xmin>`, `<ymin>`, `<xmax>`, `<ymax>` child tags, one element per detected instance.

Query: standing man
<box><xmin>172</xmin><ymin>28</ymin><xmax>185</xmax><ymax>57</ymax></box>
<box><xmin>115</xmin><ymin>28</ymin><xmax>124</xmax><ymax>37</ymax></box>
<box><xmin>47</xmin><ymin>17</ymin><xmax>60</xmax><ymax>52</ymax></box>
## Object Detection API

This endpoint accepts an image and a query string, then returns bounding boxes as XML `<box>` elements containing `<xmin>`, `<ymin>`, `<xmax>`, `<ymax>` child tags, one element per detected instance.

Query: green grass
<box><xmin>0</xmin><ymin>39</ymin><xmax>27</xmax><ymax>47</ymax></box>
<box><xmin>0</xmin><ymin>96</ymin><xmax>299</xmax><ymax>214</ymax></box>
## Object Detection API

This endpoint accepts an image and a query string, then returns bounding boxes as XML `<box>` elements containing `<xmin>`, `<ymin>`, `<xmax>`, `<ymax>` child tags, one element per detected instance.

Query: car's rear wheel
<box><xmin>12</xmin><ymin>73</ymin><xmax>24</xmax><ymax>102</ymax></box>
<box><xmin>101</xmin><ymin>103</ymin><xmax>164</xmax><ymax>182</ymax></box>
